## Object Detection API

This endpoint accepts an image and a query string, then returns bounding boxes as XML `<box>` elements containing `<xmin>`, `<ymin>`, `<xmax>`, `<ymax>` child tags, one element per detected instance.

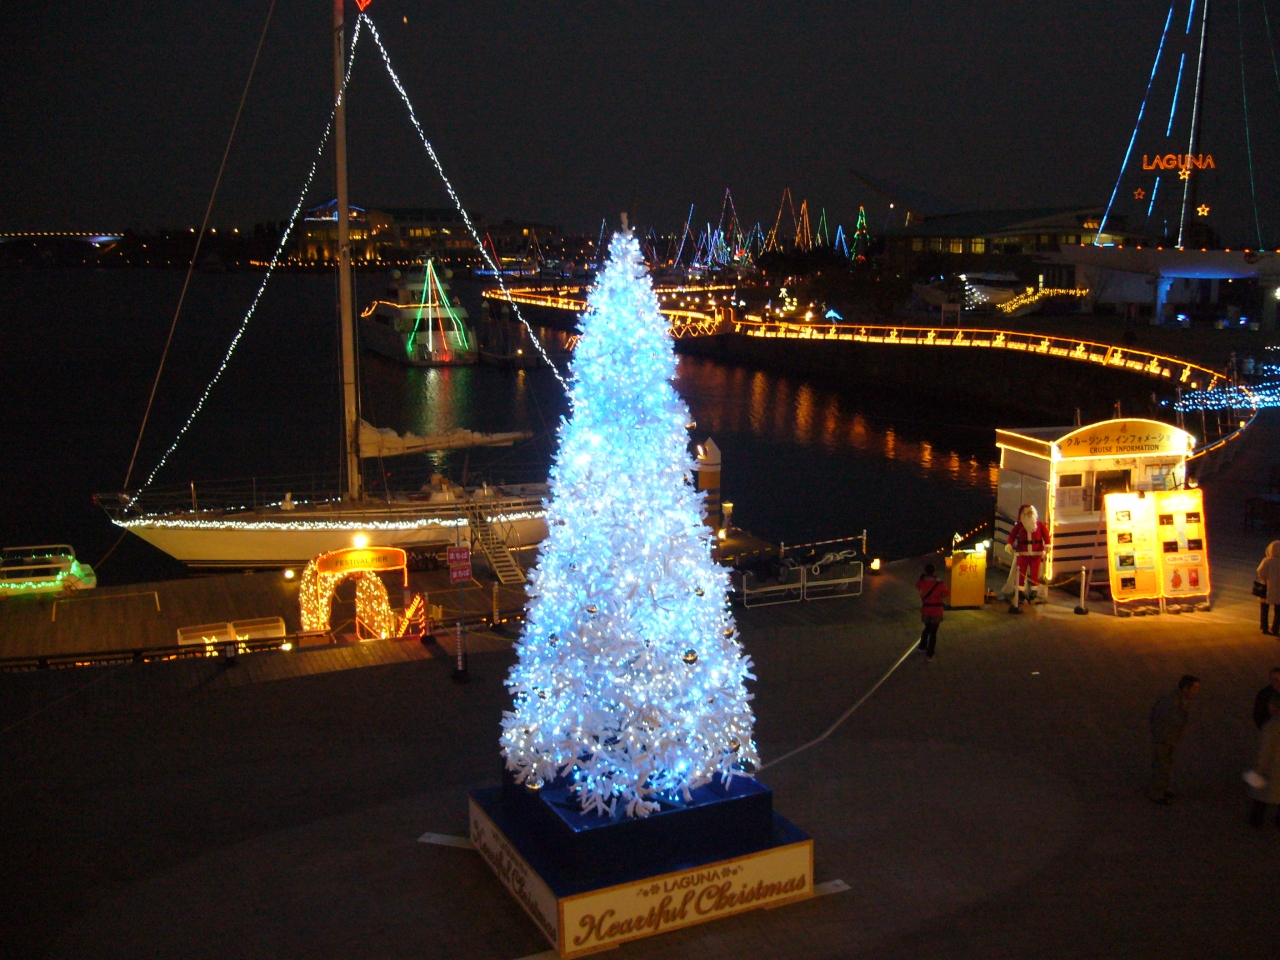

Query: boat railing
<box><xmin>96</xmin><ymin>473</ymin><xmax>346</xmax><ymax>519</ymax></box>
<box><xmin>96</xmin><ymin>469</ymin><xmax>551</xmax><ymax>521</ymax></box>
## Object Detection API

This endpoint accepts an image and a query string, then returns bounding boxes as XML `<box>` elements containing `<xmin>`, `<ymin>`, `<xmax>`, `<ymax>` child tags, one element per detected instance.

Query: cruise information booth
<box><xmin>994</xmin><ymin>419</ymin><xmax>1196</xmax><ymax>580</ymax></box>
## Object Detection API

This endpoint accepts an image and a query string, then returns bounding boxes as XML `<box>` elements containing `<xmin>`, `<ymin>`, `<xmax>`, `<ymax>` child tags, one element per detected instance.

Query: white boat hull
<box><xmin>118</xmin><ymin>500</ymin><xmax>548</xmax><ymax>569</ymax></box>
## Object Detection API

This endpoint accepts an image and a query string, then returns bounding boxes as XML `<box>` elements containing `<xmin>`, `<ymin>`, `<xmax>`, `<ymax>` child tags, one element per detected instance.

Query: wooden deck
<box><xmin>0</xmin><ymin>566</ymin><xmax>532</xmax><ymax>663</ymax></box>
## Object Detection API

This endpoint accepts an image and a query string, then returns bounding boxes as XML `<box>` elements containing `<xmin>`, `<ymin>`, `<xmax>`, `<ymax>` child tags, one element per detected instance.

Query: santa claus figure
<box><xmin>1005</xmin><ymin>503</ymin><xmax>1050</xmax><ymax>613</ymax></box>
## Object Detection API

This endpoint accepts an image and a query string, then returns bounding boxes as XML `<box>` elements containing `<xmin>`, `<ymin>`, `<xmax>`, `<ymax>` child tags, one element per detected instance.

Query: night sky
<box><xmin>4</xmin><ymin>1</ymin><xmax>1275</xmax><ymax>239</ymax></box>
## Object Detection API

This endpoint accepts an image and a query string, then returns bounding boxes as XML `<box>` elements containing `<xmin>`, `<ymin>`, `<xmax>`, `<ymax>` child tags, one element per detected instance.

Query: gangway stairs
<box><xmin>464</xmin><ymin>502</ymin><xmax>527</xmax><ymax>585</ymax></box>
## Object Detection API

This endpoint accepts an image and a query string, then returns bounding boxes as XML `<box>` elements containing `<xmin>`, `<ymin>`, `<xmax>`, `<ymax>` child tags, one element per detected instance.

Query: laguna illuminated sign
<box><xmin>1142</xmin><ymin>154</ymin><xmax>1217</xmax><ymax>171</ymax></box>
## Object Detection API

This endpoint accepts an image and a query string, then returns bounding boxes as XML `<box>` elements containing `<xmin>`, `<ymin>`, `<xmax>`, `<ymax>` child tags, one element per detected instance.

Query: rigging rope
<box><xmin>122</xmin><ymin>0</ymin><xmax>277</xmax><ymax>492</ymax></box>
<box><xmin>131</xmin><ymin>17</ymin><xmax>364</xmax><ymax>502</ymax></box>
<box><xmin>1178</xmin><ymin>0</ymin><xmax>1211</xmax><ymax>248</ymax></box>
<box><xmin>360</xmin><ymin>13</ymin><xmax>570</xmax><ymax>393</ymax></box>
<box><xmin>1238</xmin><ymin>0</ymin><xmax>1265</xmax><ymax>248</ymax></box>
<box><xmin>1263</xmin><ymin>0</ymin><xmax>1280</xmax><ymax>98</ymax></box>
<box><xmin>1096</xmin><ymin>2</ymin><xmax>1175</xmax><ymax>245</ymax></box>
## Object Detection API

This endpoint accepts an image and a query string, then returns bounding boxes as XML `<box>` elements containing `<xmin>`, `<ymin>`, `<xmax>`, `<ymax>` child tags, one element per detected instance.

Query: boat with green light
<box><xmin>1</xmin><ymin>545</ymin><xmax>97</xmax><ymax>597</ymax></box>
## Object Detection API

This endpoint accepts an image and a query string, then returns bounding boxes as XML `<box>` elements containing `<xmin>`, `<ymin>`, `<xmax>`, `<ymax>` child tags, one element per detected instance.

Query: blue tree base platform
<box><xmin>469</xmin><ymin>774</ymin><xmax>813</xmax><ymax>957</ymax></box>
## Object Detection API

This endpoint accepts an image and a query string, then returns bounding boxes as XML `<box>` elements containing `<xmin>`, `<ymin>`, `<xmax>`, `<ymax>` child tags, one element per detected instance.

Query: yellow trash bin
<box><xmin>947</xmin><ymin>546</ymin><xmax>988</xmax><ymax>609</ymax></box>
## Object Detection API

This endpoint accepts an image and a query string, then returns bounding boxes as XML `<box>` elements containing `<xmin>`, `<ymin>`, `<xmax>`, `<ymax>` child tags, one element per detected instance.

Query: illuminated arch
<box><xmin>299</xmin><ymin>546</ymin><xmax>407</xmax><ymax>639</ymax></box>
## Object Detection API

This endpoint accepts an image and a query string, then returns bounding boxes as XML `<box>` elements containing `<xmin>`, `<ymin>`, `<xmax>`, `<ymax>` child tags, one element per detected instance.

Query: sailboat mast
<box><xmin>333</xmin><ymin>0</ymin><xmax>361</xmax><ymax>499</ymax></box>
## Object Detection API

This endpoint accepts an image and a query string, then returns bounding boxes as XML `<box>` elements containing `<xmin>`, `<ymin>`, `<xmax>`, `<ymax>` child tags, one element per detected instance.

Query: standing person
<box><xmin>1255</xmin><ymin>668</ymin><xmax>1280</xmax><ymax>729</ymax></box>
<box><xmin>916</xmin><ymin>563</ymin><xmax>949</xmax><ymax>662</ymax></box>
<box><xmin>1005</xmin><ymin>503</ymin><xmax>1050</xmax><ymax>613</ymax></box>
<box><xmin>1257</xmin><ymin>541</ymin><xmax>1280</xmax><ymax>636</ymax></box>
<box><xmin>1147</xmin><ymin>674</ymin><xmax>1201</xmax><ymax>805</ymax></box>
<box><xmin>1247</xmin><ymin>691</ymin><xmax>1280</xmax><ymax>827</ymax></box>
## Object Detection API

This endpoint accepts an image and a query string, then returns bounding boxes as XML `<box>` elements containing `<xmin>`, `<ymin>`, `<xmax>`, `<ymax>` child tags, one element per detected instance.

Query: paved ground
<box><xmin>2</xmin><ymin>416</ymin><xmax>1279</xmax><ymax>959</ymax></box>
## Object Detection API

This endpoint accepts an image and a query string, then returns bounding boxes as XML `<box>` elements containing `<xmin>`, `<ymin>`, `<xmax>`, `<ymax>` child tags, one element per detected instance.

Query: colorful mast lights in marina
<box><xmin>406</xmin><ymin>259</ymin><xmax>470</xmax><ymax>359</ymax></box>
<box><xmin>500</xmin><ymin>233</ymin><xmax>758</xmax><ymax>819</ymax></box>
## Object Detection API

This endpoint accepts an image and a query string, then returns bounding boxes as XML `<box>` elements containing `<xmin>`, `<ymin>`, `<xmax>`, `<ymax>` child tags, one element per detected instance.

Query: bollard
<box><xmin>1074</xmin><ymin>565</ymin><xmax>1089</xmax><ymax>615</ymax></box>
<box><xmin>452</xmin><ymin>620</ymin><xmax>469</xmax><ymax>682</ymax></box>
<box><xmin>492</xmin><ymin>582</ymin><xmax>500</xmax><ymax>625</ymax></box>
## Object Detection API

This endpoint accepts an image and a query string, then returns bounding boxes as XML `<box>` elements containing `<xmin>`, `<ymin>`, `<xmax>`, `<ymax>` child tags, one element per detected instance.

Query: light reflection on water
<box><xmin>677</xmin><ymin>357</ymin><xmax>997</xmax><ymax>487</ymax></box>
<box><xmin>360</xmin><ymin>348</ymin><xmax>1000</xmax><ymax>557</ymax></box>
<box><xmin>673</xmin><ymin>355</ymin><xmax>999</xmax><ymax>554</ymax></box>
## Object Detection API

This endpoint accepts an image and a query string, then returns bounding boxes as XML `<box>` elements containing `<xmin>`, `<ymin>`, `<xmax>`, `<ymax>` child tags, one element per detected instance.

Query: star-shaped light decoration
<box><xmin>1196</xmin><ymin>204</ymin><xmax>1211</xmax><ymax>216</ymax></box>
<box><xmin>1179</xmin><ymin>169</ymin><xmax>1191</xmax><ymax>180</ymax></box>
<box><xmin>1134</xmin><ymin>188</ymin><xmax>1147</xmax><ymax>200</ymax></box>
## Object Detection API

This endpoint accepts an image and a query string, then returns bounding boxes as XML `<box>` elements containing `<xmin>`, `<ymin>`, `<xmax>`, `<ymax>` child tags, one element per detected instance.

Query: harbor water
<box><xmin>2</xmin><ymin>268</ymin><xmax>1002</xmax><ymax>583</ymax></box>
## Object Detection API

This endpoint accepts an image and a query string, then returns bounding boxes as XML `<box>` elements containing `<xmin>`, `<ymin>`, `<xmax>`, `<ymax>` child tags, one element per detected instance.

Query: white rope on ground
<box><xmin>361</xmin><ymin>13</ymin><xmax>571</xmax><ymax>394</ymax></box>
<box><xmin>131</xmin><ymin>19</ymin><xmax>364</xmax><ymax>502</ymax></box>
<box><xmin>757</xmin><ymin>639</ymin><xmax>919</xmax><ymax>772</ymax></box>
<box><xmin>123</xmin><ymin>0</ymin><xmax>278</xmax><ymax>493</ymax></box>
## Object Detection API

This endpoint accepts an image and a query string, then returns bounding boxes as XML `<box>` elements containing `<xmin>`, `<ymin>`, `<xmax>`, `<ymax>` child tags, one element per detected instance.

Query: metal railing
<box><xmin>735</xmin><ymin>561</ymin><xmax>864</xmax><ymax>607</ymax></box>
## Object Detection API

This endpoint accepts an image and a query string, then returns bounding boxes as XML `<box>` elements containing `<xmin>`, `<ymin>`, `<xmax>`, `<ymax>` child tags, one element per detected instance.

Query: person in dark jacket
<box><xmin>1148</xmin><ymin>675</ymin><xmax>1201</xmax><ymax>804</ymax></box>
<box><xmin>1255</xmin><ymin>668</ymin><xmax>1280</xmax><ymax>729</ymax></box>
<box><xmin>916</xmin><ymin>563</ymin><xmax>949</xmax><ymax>662</ymax></box>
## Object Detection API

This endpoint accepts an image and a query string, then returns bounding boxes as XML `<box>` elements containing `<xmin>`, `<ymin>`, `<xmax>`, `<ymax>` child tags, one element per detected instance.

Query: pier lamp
<box><xmin>353</xmin><ymin>533</ymin><xmax>370</xmax><ymax>549</ymax></box>
<box><xmin>283</xmin><ymin>568</ymin><xmax>296</xmax><ymax>580</ymax></box>
<box><xmin>869</xmin><ymin>558</ymin><xmax>882</xmax><ymax>574</ymax></box>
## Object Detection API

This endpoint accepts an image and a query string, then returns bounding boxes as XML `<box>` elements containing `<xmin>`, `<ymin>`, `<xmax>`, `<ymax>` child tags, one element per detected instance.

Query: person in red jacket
<box><xmin>917</xmin><ymin>563</ymin><xmax>949</xmax><ymax>661</ymax></box>
<box><xmin>1006</xmin><ymin>503</ymin><xmax>1050</xmax><ymax>613</ymax></box>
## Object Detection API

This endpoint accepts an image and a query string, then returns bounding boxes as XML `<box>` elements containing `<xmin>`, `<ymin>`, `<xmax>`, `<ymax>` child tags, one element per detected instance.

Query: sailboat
<box><xmin>99</xmin><ymin>1</ymin><xmax>547</xmax><ymax>573</ymax></box>
<box><xmin>360</xmin><ymin>259</ymin><xmax>478</xmax><ymax>367</ymax></box>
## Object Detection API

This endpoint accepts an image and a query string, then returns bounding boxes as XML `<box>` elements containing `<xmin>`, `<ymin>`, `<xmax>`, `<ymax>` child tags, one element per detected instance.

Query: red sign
<box><xmin>447</xmin><ymin>546</ymin><xmax>471</xmax><ymax>565</ymax></box>
<box><xmin>450</xmin><ymin>563</ymin><xmax>472</xmax><ymax>584</ymax></box>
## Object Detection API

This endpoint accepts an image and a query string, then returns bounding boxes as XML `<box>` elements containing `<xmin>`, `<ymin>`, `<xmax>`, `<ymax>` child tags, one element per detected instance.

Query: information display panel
<box><xmin>1104</xmin><ymin>492</ymin><xmax>1160</xmax><ymax>601</ymax></box>
<box><xmin>1154</xmin><ymin>489</ymin><xmax>1209</xmax><ymax>599</ymax></box>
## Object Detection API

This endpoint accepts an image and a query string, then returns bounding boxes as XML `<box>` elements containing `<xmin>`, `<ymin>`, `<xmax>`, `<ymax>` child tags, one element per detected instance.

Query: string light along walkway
<box><xmin>731</xmin><ymin>318</ymin><xmax>1261</xmax><ymax>454</ymax></box>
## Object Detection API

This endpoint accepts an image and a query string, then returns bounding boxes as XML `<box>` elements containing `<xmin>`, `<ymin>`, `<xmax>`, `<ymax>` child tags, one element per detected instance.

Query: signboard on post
<box><xmin>448</xmin><ymin>545</ymin><xmax>472</xmax><ymax>584</ymax></box>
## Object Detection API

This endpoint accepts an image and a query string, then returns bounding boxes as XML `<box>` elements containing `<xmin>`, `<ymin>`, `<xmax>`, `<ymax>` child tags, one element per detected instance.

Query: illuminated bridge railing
<box><xmin>733</xmin><ymin>319</ymin><xmax>1227</xmax><ymax>390</ymax></box>
<box><xmin>479</xmin><ymin>287</ymin><xmax>1255</xmax><ymax>453</ymax></box>
<box><xmin>481</xmin><ymin>288</ymin><xmax>722</xmax><ymax>337</ymax></box>
<box><xmin>732</xmin><ymin>318</ymin><xmax>1259</xmax><ymax>459</ymax></box>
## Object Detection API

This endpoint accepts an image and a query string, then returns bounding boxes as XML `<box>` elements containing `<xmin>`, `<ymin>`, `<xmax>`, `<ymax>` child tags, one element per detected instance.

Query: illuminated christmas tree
<box><xmin>852</xmin><ymin>205</ymin><xmax>870</xmax><ymax>261</ymax></box>
<box><xmin>500</xmin><ymin>232</ymin><xmax>758</xmax><ymax>818</ymax></box>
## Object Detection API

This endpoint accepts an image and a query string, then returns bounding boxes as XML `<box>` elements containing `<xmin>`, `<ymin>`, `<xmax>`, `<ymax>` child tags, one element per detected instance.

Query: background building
<box><xmin>295</xmin><ymin>201</ymin><xmax>476</xmax><ymax>262</ymax></box>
